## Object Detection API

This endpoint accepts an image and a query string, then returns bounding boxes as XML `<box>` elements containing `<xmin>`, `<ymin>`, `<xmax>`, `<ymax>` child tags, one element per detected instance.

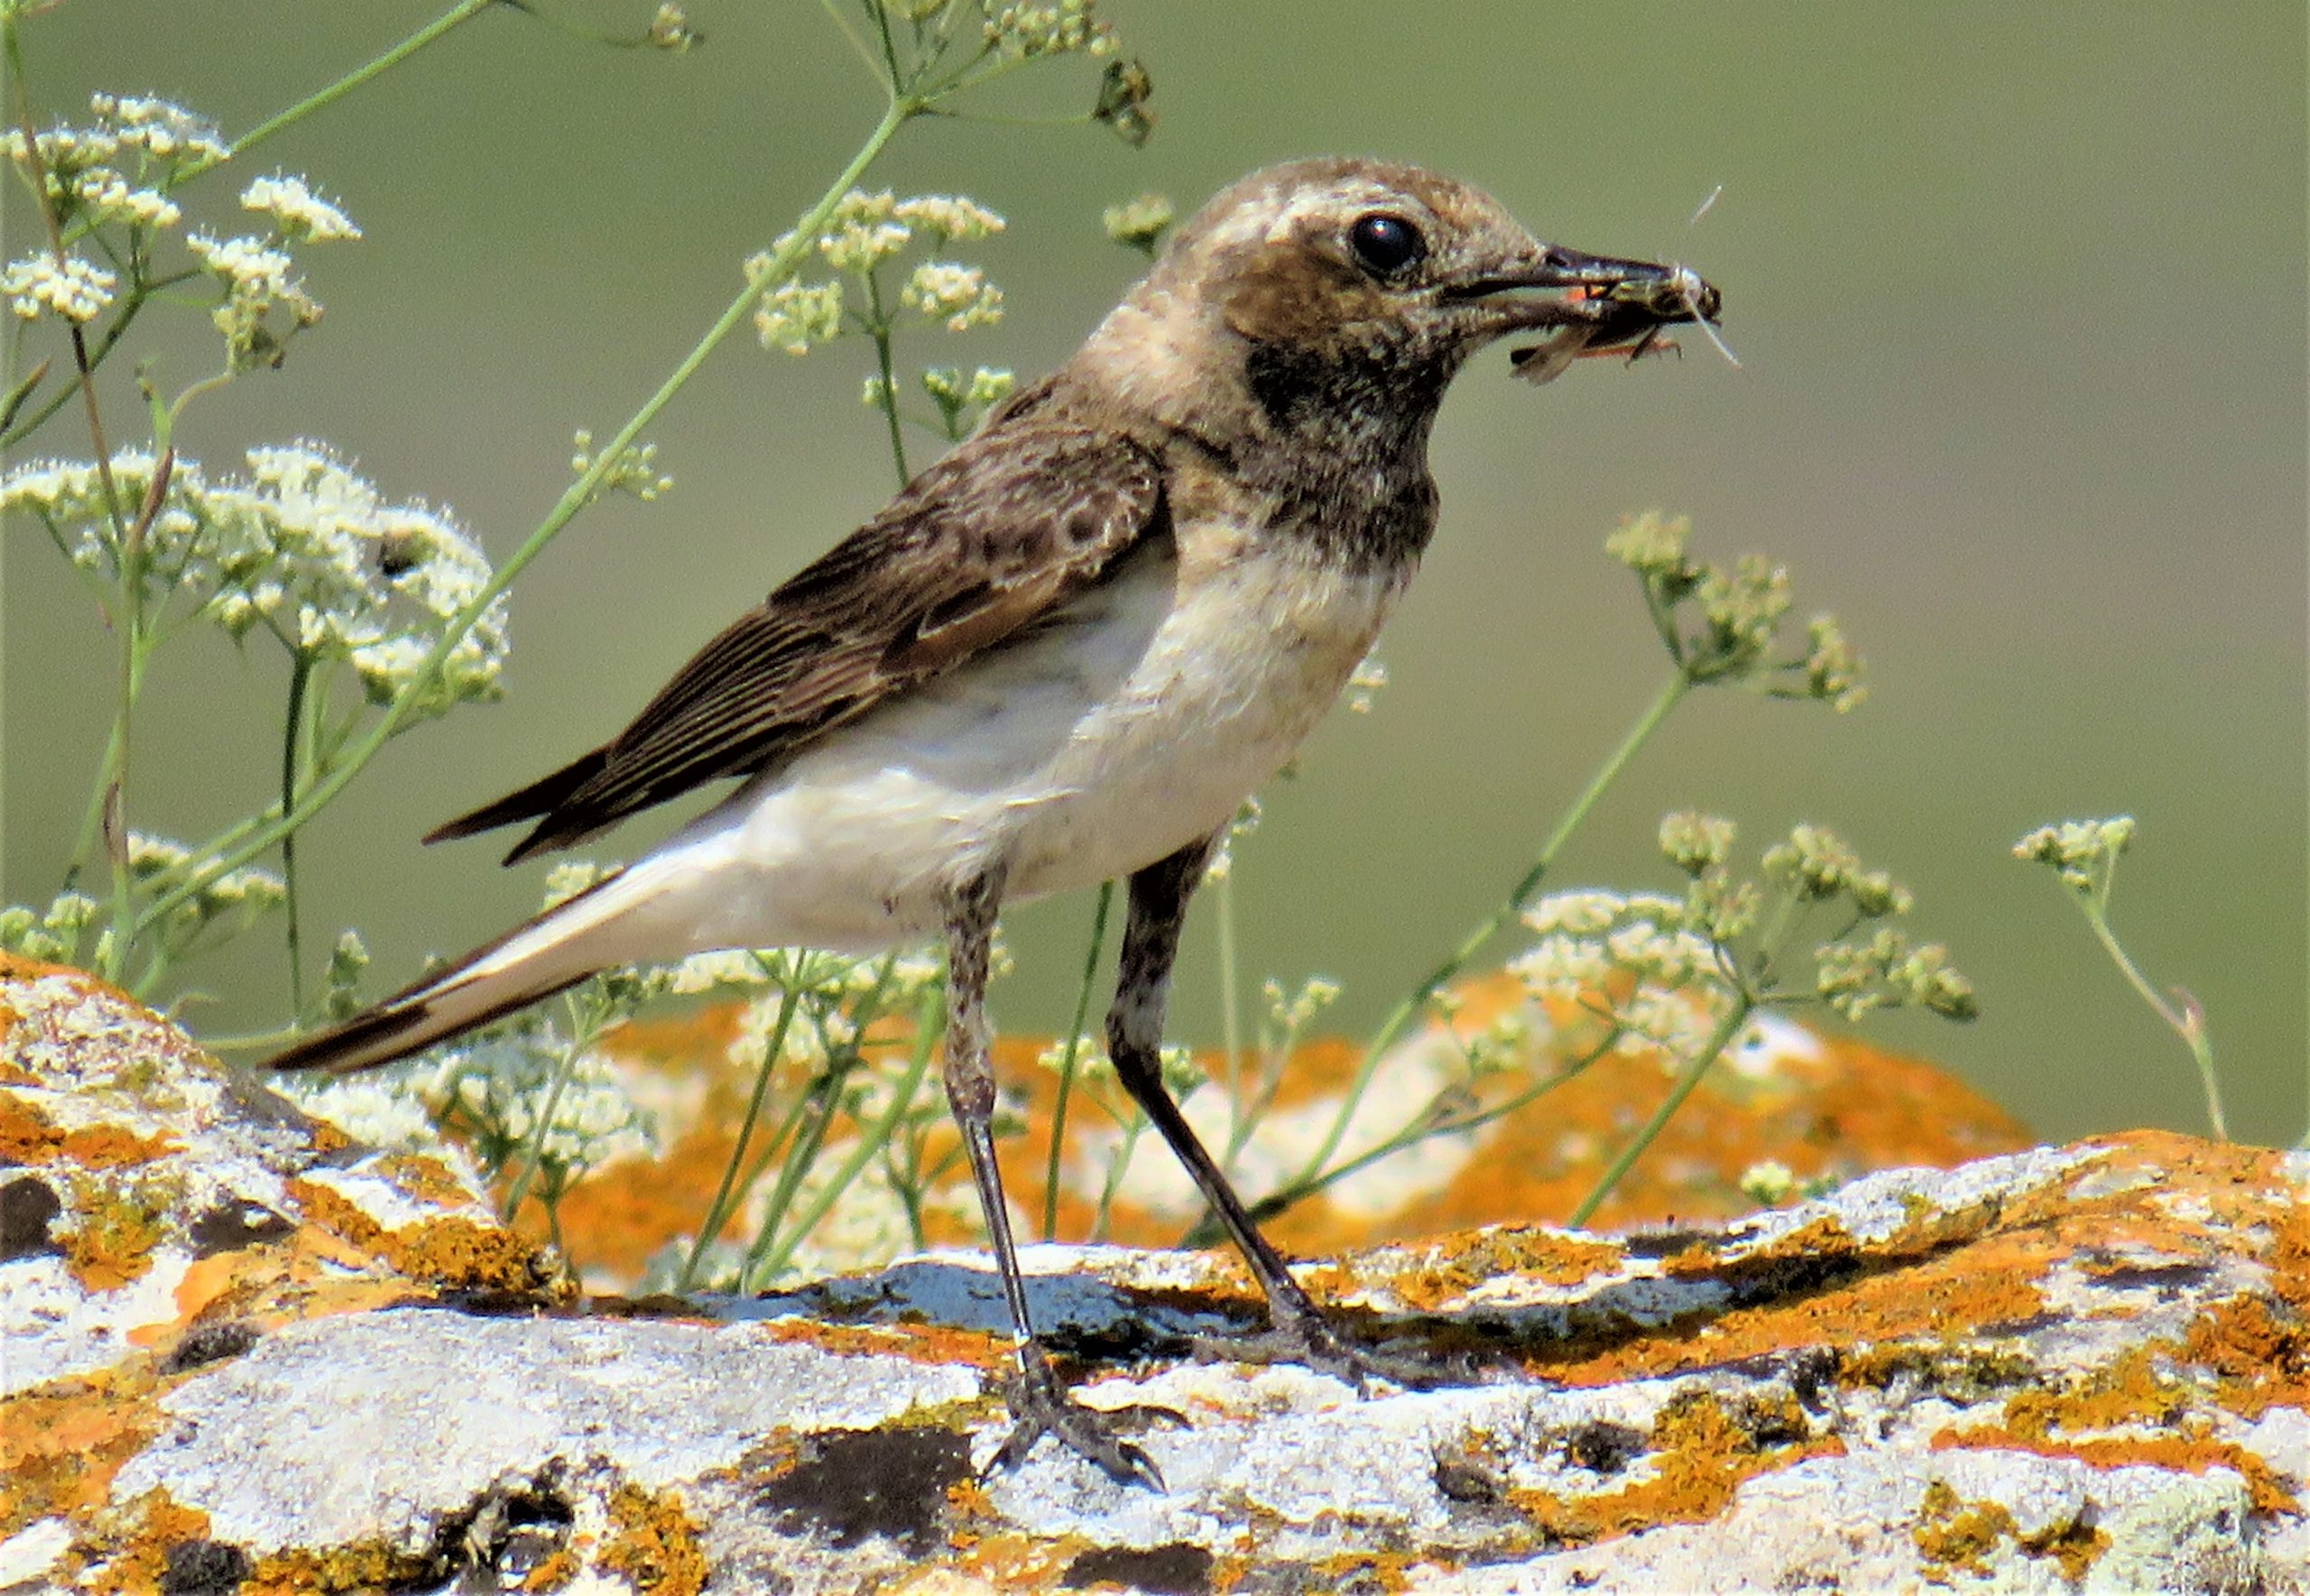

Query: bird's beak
<box><xmin>1441</xmin><ymin>245</ymin><xmax>1723</xmax><ymax>383</ymax></box>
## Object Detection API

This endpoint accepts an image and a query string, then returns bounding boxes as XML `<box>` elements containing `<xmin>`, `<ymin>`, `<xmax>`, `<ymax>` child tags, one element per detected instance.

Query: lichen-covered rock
<box><xmin>4</xmin><ymin>959</ymin><xmax>2304</xmax><ymax>1593</ymax></box>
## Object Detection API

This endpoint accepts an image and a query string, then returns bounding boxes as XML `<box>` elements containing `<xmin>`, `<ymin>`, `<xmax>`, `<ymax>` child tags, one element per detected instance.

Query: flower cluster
<box><xmin>1606</xmin><ymin>512</ymin><xmax>1866</xmax><ymax>710</ymax></box>
<box><xmin>1513</xmin><ymin>814</ymin><xmax>1973</xmax><ymax>1064</ymax></box>
<box><xmin>749</xmin><ymin>190</ymin><xmax>1007</xmax><ymax>359</ymax></box>
<box><xmin>188</xmin><ymin>175</ymin><xmax>360</xmax><ymax>370</ymax></box>
<box><xmin>126</xmin><ymin>833</ymin><xmax>289</xmax><ymax>962</ymax></box>
<box><xmin>900</xmin><ymin>262</ymin><xmax>1003</xmax><ymax>332</ymax></box>
<box><xmin>1</xmin><ymin>254</ymin><xmax>116</xmax><ymax>323</ymax></box>
<box><xmin>239</xmin><ymin>173</ymin><xmax>362</xmax><ymax>243</ymax></box>
<box><xmin>0</xmin><ymin>93</ymin><xmax>225</xmax><ymax>198</ymax></box>
<box><xmin>2013</xmin><ymin>816</ymin><xmax>2135</xmax><ymax>895</ymax></box>
<box><xmin>984</xmin><ymin>0</ymin><xmax>1120</xmax><ymax>59</ymax></box>
<box><xmin>0</xmin><ymin>891</ymin><xmax>105</xmax><ymax>967</ymax></box>
<box><xmin>1</xmin><ymin>443</ymin><xmax>506</xmax><ymax>719</ymax></box>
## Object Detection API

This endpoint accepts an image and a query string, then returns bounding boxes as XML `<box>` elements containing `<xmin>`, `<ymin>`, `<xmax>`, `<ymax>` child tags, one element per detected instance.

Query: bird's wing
<box><xmin>429</xmin><ymin>420</ymin><xmax>1168</xmax><ymax>864</ymax></box>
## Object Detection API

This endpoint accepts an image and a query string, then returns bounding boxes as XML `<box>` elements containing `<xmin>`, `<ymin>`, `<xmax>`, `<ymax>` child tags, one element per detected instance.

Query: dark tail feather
<box><xmin>423</xmin><ymin>747</ymin><xmax>610</xmax><ymax>850</ymax></box>
<box><xmin>267</xmin><ymin>868</ymin><xmax>639</xmax><ymax>1076</ymax></box>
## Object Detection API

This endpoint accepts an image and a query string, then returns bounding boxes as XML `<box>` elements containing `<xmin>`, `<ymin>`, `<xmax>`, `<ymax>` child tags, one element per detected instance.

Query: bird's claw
<box><xmin>986</xmin><ymin>1359</ymin><xmax>1184</xmax><ymax>1490</ymax></box>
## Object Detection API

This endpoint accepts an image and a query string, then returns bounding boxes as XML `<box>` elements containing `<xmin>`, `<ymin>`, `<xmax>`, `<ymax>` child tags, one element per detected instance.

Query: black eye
<box><xmin>1348</xmin><ymin>213</ymin><xmax>1425</xmax><ymax>275</ymax></box>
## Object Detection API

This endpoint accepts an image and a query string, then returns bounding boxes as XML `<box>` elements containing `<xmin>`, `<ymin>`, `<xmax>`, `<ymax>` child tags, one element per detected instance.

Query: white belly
<box><xmin>655</xmin><ymin>537</ymin><xmax>1403</xmax><ymax>952</ymax></box>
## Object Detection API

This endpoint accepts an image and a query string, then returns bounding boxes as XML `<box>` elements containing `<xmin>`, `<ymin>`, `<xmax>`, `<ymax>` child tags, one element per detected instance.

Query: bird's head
<box><xmin>1081</xmin><ymin>157</ymin><xmax>1718</xmax><ymax>438</ymax></box>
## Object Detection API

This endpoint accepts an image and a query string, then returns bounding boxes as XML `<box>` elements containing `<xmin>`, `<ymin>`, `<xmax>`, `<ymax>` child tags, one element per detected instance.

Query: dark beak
<box><xmin>1441</xmin><ymin>244</ymin><xmax>1723</xmax><ymax>383</ymax></box>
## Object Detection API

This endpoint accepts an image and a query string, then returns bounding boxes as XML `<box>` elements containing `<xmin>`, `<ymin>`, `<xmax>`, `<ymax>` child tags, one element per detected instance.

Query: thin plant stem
<box><xmin>1041</xmin><ymin>880</ymin><xmax>1111</xmax><ymax>1241</ymax></box>
<box><xmin>1567</xmin><ymin>993</ymin><xmax>1755</xmax><ymax>1228</ymax></box>
<box><xmin>98</xmin><ymin>463</ymin><xmax>171</xmax><ymax>979</ymax></box>
<box><xmin>674</xmin><ymin>970</ymin><xmax>808</xmax><ymax>1292</ymax></box>
<box><xmin>138</xmin><ymin>97</ymin><xmax>915</xmax><ymax>941</ymax></box>
<box><xmin>1089</xmin><ymin>1111</ymin><xmax>1148</xmax><ymax>1243</ymax></box>
<box><xmin>176</xmin><ymin>0</ymin><xmax>500</xmax><ymax>184</ymax></box>
<box><xmin>1287</xmin><ymin>669</ymin><xmax>1694</xmax><ymax>1195</ymax></box>
<box><xmin>864</xmin><ymin>270</ymin><xmax>910</xmax><ymax>484</ymax></box>
<box><xmin>739</xmin><ymin>1051</ymin><xmax>857</xmax><ymax>1287</ymax></box>
<box><xmin>279</xmin><ymin>652</ymin><xmax>312</xmax><ymax>1013</ymax></box>
<box><xmin>2080</xmin><ymin>899</ymin><xmax>2225</xmax><ymax>1140</ymax></box>
<box><xmin>502</xmin><ymin>1004</ymin><xmax>597</xmax><ymax>1222</ymax></box>
<box><xmin>749</xmin><ymin>1010</ymin><xmax>938</xmax><ymax>1284</ymax></box>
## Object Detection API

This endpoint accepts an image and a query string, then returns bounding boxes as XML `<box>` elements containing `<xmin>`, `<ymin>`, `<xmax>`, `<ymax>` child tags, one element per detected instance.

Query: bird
<box><xmin>269</xmin><ymin>156</ymin><xmax>1719</xmax><ymax>1486</ymax></box>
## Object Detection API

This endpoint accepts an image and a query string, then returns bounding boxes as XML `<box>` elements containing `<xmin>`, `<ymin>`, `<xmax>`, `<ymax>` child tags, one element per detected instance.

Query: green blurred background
<box><xmin>5</xmin><ymin>3</ymin><xmax>2304</xmax><ymax>1145</ymax></box>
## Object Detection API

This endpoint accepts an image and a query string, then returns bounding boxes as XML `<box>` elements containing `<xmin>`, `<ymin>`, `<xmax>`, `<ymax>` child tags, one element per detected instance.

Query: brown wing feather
<box><xmin>437</xmin><ymin>419</ymin><xmax>1167</xmax><ymax>864</ymax></box>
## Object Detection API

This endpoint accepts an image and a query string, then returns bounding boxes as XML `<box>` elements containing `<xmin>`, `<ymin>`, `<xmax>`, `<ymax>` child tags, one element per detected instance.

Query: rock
<box><xmin>5</xmin><ymin>957</ymin><xmax>2304</xmax><ymax>1593</ymax></box>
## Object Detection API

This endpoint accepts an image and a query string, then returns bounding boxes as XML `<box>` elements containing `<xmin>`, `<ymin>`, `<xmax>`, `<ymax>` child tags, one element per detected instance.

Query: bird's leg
<box><xmin>940</xmin><ymin>869</ymin><xmax>1167</xmax><ymax>1488</ymax></box>
<box><xmin>1108</xmin><ymin>839</ymin><xmax>1446</xmax><ymax>1392</ymax></box>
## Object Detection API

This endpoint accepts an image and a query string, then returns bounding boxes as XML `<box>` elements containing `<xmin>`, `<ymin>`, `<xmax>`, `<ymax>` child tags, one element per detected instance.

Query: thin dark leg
<box><xmin>941</xmin><ymin>869</ymin><xmax>1164</xmax><ymax>1487</ymax></box>
<box><xmin>1109</xmin><ymin>838</ymin><xmax>1447</xmax><ymax>1388</ymax></box>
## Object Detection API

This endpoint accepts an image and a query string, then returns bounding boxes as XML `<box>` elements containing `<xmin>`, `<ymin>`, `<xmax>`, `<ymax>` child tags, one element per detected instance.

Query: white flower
<box><xmin>186</xmin><ymin>232</ymin><xmax>296</xmax><ymax>296</ymax></box>
<box><xmin>240</xmin><ymin>174</ymin><xmax>362</xmax><ymax>243</ymax></box>
<box><xmin>892</xmin><ymin>194</ymin><xmax>1006</xmax><ymax>244</ymax></box>
<box><xmin>900</xmin><ymin>262</ymin><xmax>1003</xmax><ymax>331</ymax></box>
<box><xmin>95</xmin><ymin>94</ymin><xmax>227</xmax><ymax>165</ymax></box>
<box><xmin>74</xmin><ymin>170</ymin><xmax>180</xmax><ymax>229</ymax></box>
<box><xmin>753</xmin><ymin>279</ymin><xmax>845</xmax><ymax>355</ymax></box>
<box><xmin>666</xmin><ymin>949</ymin><xmax>774</xmax><ymax>995</ymax></box>
<box><xmin>1</xmin><ymin>254</ymin><xmax>117</xmax><ymax>322</ymax></box>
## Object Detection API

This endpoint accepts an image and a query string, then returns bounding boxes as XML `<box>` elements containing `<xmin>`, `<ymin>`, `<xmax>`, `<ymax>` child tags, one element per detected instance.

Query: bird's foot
<box><xmin>1192</xmin><ymin>1305</ymin><xmax>1472</xmax><ymax>1394</ymax></box>
<box><xmin>987</xmin><ymin>1352</ymin><xmax>1186</xmax><ymax>1490</ymax></box>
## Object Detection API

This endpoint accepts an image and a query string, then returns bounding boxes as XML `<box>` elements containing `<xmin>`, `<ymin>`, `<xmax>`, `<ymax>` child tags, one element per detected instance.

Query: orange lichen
<box><xmin>244</xmin><ymin>1541</ymin><xmax>426</xmax><ymax>1594</ymax></box>
<box><xmin>598</xmin><ymin>1482</ymin><xmax>709</xmax><ymax>1596</ymax></box>
<box><xmin>287</xmin><ymin>1175</ymin><xmax>549</xmax><ymax>1294</ymax></box>
<box><xmin>1365</xmin><ymin>1226</ymin><xmax>1627</xmax><ymax>1314</ymax></box>
<box><xmin>522</xmin><ymin>1546</ymin><xmax>580</xmax><ymax>1591</ymax></box>
<box><xmin>753</xmin><ymin>1314</ymin><xmax>1008</xmax><ymax>1371</ymax></box>
<box><xmin>1912</xmin><ymin>1479</ymin><xmax>2018</xmax><ymax>1581</ymax></box>
<box><xmin>2186</xmin><ymin>1294</ymin><xmax>2310</xmax><ymax>1419</ymax></box>
<box><xmin>0</xmin><ymin>1092</ymin><xmax>64</xmax><ymax>1163</ymax></box>
<box><xmin>1510</xmin><ymin>1388</ymin><xmax>1842</xmax><ymax>1546</ymax></box>
<box><xmin>0</xmin><ymin>1370</ymin><xmax>165</xmax><ymax>1537</ymax></box>
<box><xmin>379</xmin><ymin>1152</ymin><xmax>475</xmax><ymax>1207</ymax></box>
<box><xmin>81</xmin><ymin>1489</ymin><xmax>213</xmax><ymax>1596</ymax></box>
<box><xmin>60</xmin><ymin>1175</ymin><xmax>169</xmax><ymax>1292</ymax></box>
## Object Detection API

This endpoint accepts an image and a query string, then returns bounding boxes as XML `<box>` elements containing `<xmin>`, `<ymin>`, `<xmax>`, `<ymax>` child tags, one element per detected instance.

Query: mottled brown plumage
<box><xmin>430</xmin><ymin>420</ymin><xmax>1167</xmax><ymax>862</ymax></box>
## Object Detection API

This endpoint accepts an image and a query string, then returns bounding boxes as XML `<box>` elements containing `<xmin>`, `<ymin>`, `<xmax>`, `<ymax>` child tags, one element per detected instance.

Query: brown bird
<box><xmin>270</xmin><ymin>156</ymin><xmax>1719</xmax><ymax>1485</ymax></box>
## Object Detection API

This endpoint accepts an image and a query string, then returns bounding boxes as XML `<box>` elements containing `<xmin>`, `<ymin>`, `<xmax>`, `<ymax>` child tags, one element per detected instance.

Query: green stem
<box><xmin>502</xmin><ymin>1003</ymin><xmax>596</xmax><ymax>1222</ymax></box>
<box><xmin>675</xmin><ymin>970</ymin><xmax>807</xmax><ymax>1292</ymax></box>
<box><xmin>280</xmin><ymin>652</ymin><xmax>312</xmax><ymax>1013</ymax></box>
<box><xmin>739</xmin><ymin>1047</ymin><xmax>857</xmax><ymax>1287</ymax></box>
<box><xmin>1567</xmin><ymin>993</ymin><xmax>1754</xmax><ymax>1227</ymax></box>
<box><xmin>177</xmin><ymin>0</ymin><xmax>500</xmax><ymax>184</ymax></box>
<box><xmin>2081</xmin><ymin>900</ymin><xmax>2225</xmax><ymax>1141</ymax></box>
<box><xmin>1041</xmin><ymin>880</ymin><xmax>1112</xmax><ymax>1241</ymax></box>
<box><xmin>750</xmin><ymin>1005</ymin><xmax>938</xmax><ymax>1284</ymax></box>
<box><xmin>864</xmin><ymin>271</ymin><xmax>910</xmax><ymax>484</ymax></box>
<box><xmin>137</xmin><ymin>97</ymin><xmax>915</xmax><ymax>938</ymax></box>
<box><xmin>1285</xmin><ymin>669</ymin><xmax>1694</xmax><ymax>1195</ymax></box>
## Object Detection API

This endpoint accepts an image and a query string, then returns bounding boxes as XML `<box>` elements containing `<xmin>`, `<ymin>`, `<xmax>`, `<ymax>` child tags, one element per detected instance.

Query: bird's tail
<box><xmin>267</xmin><ymin>862</ymin><xmax>678</xmax><ymax>1076</ymax></box>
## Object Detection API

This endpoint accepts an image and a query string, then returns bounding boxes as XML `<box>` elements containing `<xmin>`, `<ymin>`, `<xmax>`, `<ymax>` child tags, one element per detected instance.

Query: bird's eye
<box><xmin>1348</xmin><ymin>213</ymin><xmax>1425</xmax><ymax>276</ymax></box>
